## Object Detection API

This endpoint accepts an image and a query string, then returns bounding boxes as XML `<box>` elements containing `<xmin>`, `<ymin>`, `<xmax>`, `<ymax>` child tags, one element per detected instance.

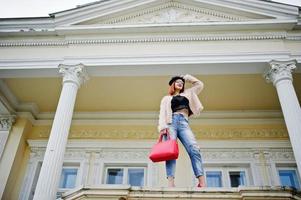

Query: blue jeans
<box><xmin>164</xmin><ymin>113</ymin><xmax>204</xmax><ymax>178</ymax></box>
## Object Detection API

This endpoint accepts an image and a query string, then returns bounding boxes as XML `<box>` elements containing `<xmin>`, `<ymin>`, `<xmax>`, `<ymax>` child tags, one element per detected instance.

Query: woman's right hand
<box><xmin>160</xmin><ymin>128</ymin><xmax>169</xmax><ymax>135</ymax></box>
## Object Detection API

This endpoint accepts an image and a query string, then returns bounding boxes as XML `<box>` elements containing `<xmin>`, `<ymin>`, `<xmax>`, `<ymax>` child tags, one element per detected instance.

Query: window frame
<box><xmin>277</xmin><ymin>167</ymin><xmax>301</xmax><ymax>189</ymax></box>
<box><xmin>57</xmin><ymin>163</ymin><xmax>81</xmax><ymax>197</ymax></box>
<box><xmin>227</xmin><ymin>169</ymin><xmax>248</xmax><ymax>187</ymax></box>
<box><xmin>204</xmin><ymin>166</ymin><xmax>251</xmax><ymax>187</ymax></box>
<box><xmin>104</xmin><ymin>165</ymin><xmax>147</xmax><ymax>186</ymax></box>
<box><xmin>205</xmin><ymin>170</ymin><xmax>223</xmax><ymax>187</ymax></box>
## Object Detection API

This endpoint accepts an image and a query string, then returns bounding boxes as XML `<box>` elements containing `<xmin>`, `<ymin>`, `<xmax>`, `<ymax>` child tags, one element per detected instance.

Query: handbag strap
<box><xmin>158</xmin><ymin>129</ymin><xmax>170</xmax><ymax>142</ymax></box>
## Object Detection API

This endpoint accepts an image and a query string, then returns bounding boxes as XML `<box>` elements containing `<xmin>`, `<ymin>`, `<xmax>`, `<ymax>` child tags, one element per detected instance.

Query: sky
<box><xmin>0</xmin><ymin>0</ymin><xmax>300</xmax><ymax>18</ymax></box>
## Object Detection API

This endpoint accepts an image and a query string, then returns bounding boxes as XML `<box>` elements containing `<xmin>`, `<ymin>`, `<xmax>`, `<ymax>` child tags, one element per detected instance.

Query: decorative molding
<box><xmin>46</xmin><ymin>0</ymin><xmax>299</xmax><ymax>26</ymax></box>
<box><xmin>26</xmin><ymin>140</ymin><xmax>293</xmax><ymax>161</ymax></box>
<box><xmin>27</xmin><ymin>139</ymin><xmax>292</xmax><ymax>149</ymax></box>
<box><xmin>34</xmin><ymin>129</ymin><xmax>157</xmax><ymax>139</ymax></box>
<box><xmin>202</xmin><ymin>149</ymin><xmax>254</xmax><ymax>161</ymax></box>
<box><xmin>196</xmin><ymin>128</ymin><xmax>288</xmax><ymax>139</ymax></box>
<box><xmin>0</xmin><ymin>115</ymin><xmax>16</xmax><ymax>131</ymax></box>
<box><xmin>100</xmin><ymin>150</ymin><xmax>149</xmax><ymax>160</ymax></box>
<box><xmin>32</xmin><ymin>127</ymin><xmax>288</xmax><ymax>139</ymax></box>
<box><xmin>0</xmin><ymin>80</ymin><xmax>40</xmax><ymax>116</ymax></box>
<box><xmin>0</xmin><ymin>115</ymin><xmax>16</xmax><ymax>159</ymax></box>
<box><xmin>264</xmin><ymin>60</ymin><xmax>297</xmax><ymax>85</ymax></box>
<box><xmin>98</xmin><ymin>2</ymin><xmax>250</xmax><ymax>25</ymax></box>
<box><xmin>0</xmin><ymin>31</ymin><xmax>294</xmax><ymax>47</ymax></box>
<box><xmin>269</xmin><ymin>150</ymin><xmax>295</xmax><ymax>161</ymax></box>
<box><xmin>286</xmin><ymin>33</ymin><xmax>301</xmax><ymax>40</ymax></box>
<box><xmin>59</xmin><ymin>63</ymin><xmax>89</xmax><ymax>87</ymax></box>
<box><xmin>17</xmin><ymin>110</ymin><xmax>286</xmax><ymax>126</ymax></box>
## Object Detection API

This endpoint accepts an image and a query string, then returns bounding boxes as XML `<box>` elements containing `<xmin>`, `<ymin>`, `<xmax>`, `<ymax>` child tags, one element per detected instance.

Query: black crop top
<box><xmin>171</xmin><ymin>95</ymin><xmax>193</xmax><ymax>116</ymax></box>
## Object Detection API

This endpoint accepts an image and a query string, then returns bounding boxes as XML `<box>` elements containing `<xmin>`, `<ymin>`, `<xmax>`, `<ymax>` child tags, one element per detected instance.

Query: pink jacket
<box><xmin>158</xmin><ymin>74</ymin><xmax>204</xmax><ymax>132</ymax></box>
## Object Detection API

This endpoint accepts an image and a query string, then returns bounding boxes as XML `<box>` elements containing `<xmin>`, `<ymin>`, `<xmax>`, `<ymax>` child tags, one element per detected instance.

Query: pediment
<box><xmin>52</xmin><ymin>0</ymin><xmax>298</xmax><ymax>26</ymax></box>
<box><xmin>76</xmin><ymin>2</ymin><xmax>257</xmax><ymax>25</ymax></box>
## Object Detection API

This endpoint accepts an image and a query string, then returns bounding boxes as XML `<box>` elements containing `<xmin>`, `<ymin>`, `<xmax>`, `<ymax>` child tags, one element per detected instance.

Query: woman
<box><xmin>158</xmin><ymin>74</ymin><xmax>206</xmax><ymax>187</ymax></box>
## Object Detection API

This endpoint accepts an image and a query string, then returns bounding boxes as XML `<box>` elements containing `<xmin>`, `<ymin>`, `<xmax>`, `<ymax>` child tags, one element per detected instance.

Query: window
<box><xmin>59</xmin><ymin>168</ymin><xmax>78</xmax><ymax>189</ymax></box>
<box><xmin>229</xmin><ymin>171</ymin><xmax>246</xmax><ymax>187</ymax></box>
<box><xmin>105</xmin><ymin>166</ymin><xmax>146</xmax><ymax>186</ymax></box>
<box><xmin>206</xmin><ymin>171</ymin><xmax>222</xmax><ymax>187</ymax></box>
<box><xmin>204</xmin><ymin>166</ymin><xmax>251</xmax><ymax>187</ymax></box>
<box><xmin>278</xmin><ymin>169</ymin><xmax>300</xmax><ymax>189</ymax></box>
<box><xmin>128</xmin><ymin>168</ymin><xmax>145</xmax><ymax>186</ymax></box>
<box><xmin>107</xmin><ymin>168</ymin><xmax>124</xmax><ymax>184</ymax></box>
<box><xmin>57</xmin><ymin>164</ymin><xmax>80</xmax><ymax>198</ymax></box>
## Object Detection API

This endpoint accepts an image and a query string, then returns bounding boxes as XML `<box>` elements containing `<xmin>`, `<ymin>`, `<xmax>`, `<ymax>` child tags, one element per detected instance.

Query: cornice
<box><xmin>31</xmin><ymin>127</ymin><xmax>288</xmax><ymax>140</ymax></box>
<box><xmin>2</xmin><ymin>30</ymin><xmax>301</xmax><ymax>47</ymax></box>
<box><xmin>27</xmin><ymin>139</ymin><xmax>292</xmax><ymax>149</ymax></box>
<box><xmin>0</xmin><ymin>80</ymin><xmax>40</xmax><ymax>116</ymax></box>
<box><xmin>19</xmin><ymin>110</ymin><xmax>285</xmax><ymax>126</ymax></box>
<box><xmin>0</xmin><ymin>31</ymin><xmax>296</xmax><ymax>47</ymax></box>
<box><xmin>63</xmin><ymin>186</ymin><xmax>300</xmax><ymax>199</ymax></box>
<box><xmin>51</xmin><ymin>0</ymin><xmax>298</xmax><ymax>25</ymax></box>
<box><xmin>196</xmin><ymin>128</ymin><xmax>288</xmax><ymax>140</ymax></box>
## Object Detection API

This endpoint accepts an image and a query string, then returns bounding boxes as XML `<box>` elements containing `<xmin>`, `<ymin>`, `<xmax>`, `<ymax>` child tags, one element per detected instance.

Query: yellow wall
<box><xmin>5</xmin><ymin>74</ymin><xmax>301</xmax><ymax>113</ymax></box>
<box><xmin>27</xmin><ymin>124</ymin><xmax>288</xmax><ymax>140</ymax></box>
<box><xmin>0</xmin><ymin>118</ymin><xmax>32</xmax><ymax>200</ymax></box>
<box><xmin>0</xmin><ymin>119</ymin><xmax>289</xmax><ymax>199</ymax></box>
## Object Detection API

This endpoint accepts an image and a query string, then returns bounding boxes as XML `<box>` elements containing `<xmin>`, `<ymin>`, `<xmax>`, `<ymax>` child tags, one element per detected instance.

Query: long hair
<box><xmin>168</xmin><ymin>81</ymin><xmax>185</xmax><ymax>95</ymax></box>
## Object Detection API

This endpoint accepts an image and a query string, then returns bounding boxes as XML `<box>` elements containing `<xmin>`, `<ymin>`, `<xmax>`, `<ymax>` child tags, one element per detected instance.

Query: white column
<box><xmin>33</xmin><ymin>64</ymin><xmax>88</xmax><ymax>200</ymax></box>
<box><xmin>264</xmin><ymin>59</ymin><xmax>301</xmax><ymax>176</ymax></box>
<box><xmin>0</xmin><ymin>115</ymin><xmax>15</xmax><ymax>160</ymax></box>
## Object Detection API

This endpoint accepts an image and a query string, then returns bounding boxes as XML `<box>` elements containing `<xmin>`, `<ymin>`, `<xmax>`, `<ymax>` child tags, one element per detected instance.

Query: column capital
<box><xmin>0</xmin><ymin>115</ymin><xmax>16</xmax><ymax>131</ymax></box>
<box><xmin>58</xmin><ymin>63</ymin><xmax>89</xmax><ymax>87</ymax></box>
<box><xmin>264</xmin><ymin>60</ymin><xmax>297</xmax><ymax>86</ymax></box>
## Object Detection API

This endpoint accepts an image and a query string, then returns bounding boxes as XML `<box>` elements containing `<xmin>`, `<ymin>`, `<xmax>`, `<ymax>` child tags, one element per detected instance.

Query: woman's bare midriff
<box><xmin>174</xmin><ymin>108</ymin><xmax>189</xmax><ymax>119</ymax></box>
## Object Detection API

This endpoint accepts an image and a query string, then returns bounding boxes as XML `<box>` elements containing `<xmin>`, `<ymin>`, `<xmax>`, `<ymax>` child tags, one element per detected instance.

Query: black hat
<box><xmin>169</xmin><ymin>76</ymin><xmax>185</xmax><ymax>86</ymax></box>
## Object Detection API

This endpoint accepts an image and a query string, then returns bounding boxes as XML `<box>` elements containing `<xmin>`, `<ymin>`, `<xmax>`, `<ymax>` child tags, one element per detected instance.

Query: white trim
<box><xmin>104</xmin><ymin>165</ymin><xmax>147</xmax><ymax>186</ymax></box>
<box><xmin>0</xmin><ymin>52</ymin><xmax>296</xmax><ymax>68</ymax></box>
<box><xmin>0</xmin><ymin>80</ymin><xmax>40</xmax><ymax>116</ymax></box>
<box><xmin>58</xmin><ymin>165</ymin><xmax>81</xmax><ymax>191</ymax></box>
<box><xmin>27</xmin><ymin>139</ymin><xmax>292</xmax><ymax>149</ymax></box>
<box><xmin>50</xmin><ymin>0</ymin><xmax>298</xmax><ymax>26</ymax></box>
<box><xmin>16</xmin><ymin>110</ymin><xmax>285</xmax><ymax>126</ymax></box>
<box><xmin>19</xmin><ymin>153</ymin><xmax>87</xmax><ymax>200</ymax></box>
<box><xmin>204</xmin><ymin>166</ymin><xmax>252</xmax><ymax>188</ymax></box>
<box><xmin>204</xmin><ymin>169</ymin><xmax>223</xmax><ymax>187</ymax></box>
<box><xmin>1</xmin><ymin>31</ymin><xmax>297</xmax><ymax>47</ymax></box>
<box><xmin>0</xmin><ymin>79</ymin><xmax>19</xmax><ymax>110</ymax></box>
<box><xmin>22</xmin><ymin>138</ymin><xmax>296</xmax><ymax>199</ymax></box>
<box><xmin>276</xmin><ymin>166</ymin><xmax>301</xmax><ymax>189</ymax></box>
<box><xmin>0</xmin><ymin>19</ymin><xmax>297</xmax><ymax>36</ymax></box>
<box><xmin>1</xmin><ymin>53</ymin><xmax>300</xmax><ymax>79</ymax></box>
<box><xmin>1</xmin><ymin>18</ymin><xmax>299</xmax><ymax>37</ymax></box>
<box><xmin>55</xmin><ymin>19</ymin><xmax>297</xmax><ymax>34</ymax></box>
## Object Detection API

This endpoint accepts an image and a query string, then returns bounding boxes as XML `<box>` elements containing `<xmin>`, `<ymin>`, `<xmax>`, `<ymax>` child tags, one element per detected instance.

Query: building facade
<box><xmin>0</xmin><ymin>0</ymin><xmax>301</xmax><ymax>199</ymax></box>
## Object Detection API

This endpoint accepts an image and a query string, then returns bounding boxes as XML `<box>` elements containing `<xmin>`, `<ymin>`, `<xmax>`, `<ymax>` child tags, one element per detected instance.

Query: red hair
<box><xmin>168</xmin><ymin>81</ymin><xmax>184</xmax><ymax>95</ymax></box>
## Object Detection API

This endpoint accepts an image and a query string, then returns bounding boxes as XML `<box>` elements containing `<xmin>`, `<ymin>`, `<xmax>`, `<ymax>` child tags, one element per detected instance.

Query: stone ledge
<box><xmin>61</xmin><ymin>185</ymin><xmax>301</xmax><ymax>200</ymax></box>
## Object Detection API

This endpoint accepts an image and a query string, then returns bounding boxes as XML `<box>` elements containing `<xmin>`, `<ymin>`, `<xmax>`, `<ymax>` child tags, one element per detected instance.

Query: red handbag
<box><xmin>149</xmin><ymin>131</ymin><xmax>179</xmax><ymax>162</ymax></box>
